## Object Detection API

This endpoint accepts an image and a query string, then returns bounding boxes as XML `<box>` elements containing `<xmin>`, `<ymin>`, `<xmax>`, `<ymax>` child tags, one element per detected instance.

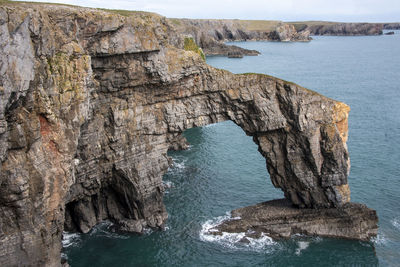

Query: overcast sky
<box><xmin>19</xmin><ymin>0</ymin><xmax>400</xmax><ymax>22</ymax></box>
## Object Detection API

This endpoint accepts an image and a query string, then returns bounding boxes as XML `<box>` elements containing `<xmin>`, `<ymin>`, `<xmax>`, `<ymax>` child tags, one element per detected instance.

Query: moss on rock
<box><xmin>184</xmin><ymin>37</ymin><xmax>205</xmax><ymax>61</ymax></box>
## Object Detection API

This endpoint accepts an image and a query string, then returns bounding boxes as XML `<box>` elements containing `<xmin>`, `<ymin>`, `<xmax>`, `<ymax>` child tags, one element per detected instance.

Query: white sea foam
<box><xmin>62</xmin><ymin>232</ymin><xmax>81</xmax><ymax>248</ymax></box>
<box><xmin>295</xmin><ymin>241</ymin><xmax>310</xmax><ymax>255</ymax></box>
<box><xmin>204</xmin><ymin>123</ymin><xmax>217</xmax><ymax>128</ymax></box>
<box><xmin>174</xmin><ymin>161</ymin><xmax>186</xmax><ymax>170</ymax></box>
<box><xmin>62</xmin><ymin>222</ymin><xmax>130</xmax><ymax>249</ymax></box>
<box><xmin>199</xmin><ymin>213</ymin><xmax>276</xmax><ymax>252</ymax></box>
<box><xmin>142</xmin><ymin>227</ymin><xmax>153</xmax><ymax>235</ymax></box>
<box><xmin>372</xmin><ymin>234</ymin><xmax>388</xmax><ymax>246</ymax></box>
<box><xmin>167</xmin><ymin>157</ymin><xmax>186</xmax><ymax>172</ymax></box>
<box><xmin>92</xmin><ymin>222</ymin><xmax>130</xmax><ymax>239</ymax></box>
<box><xmin>162</xmin><ymin>180</ymin><xmax>174</xmax><ymax>189</ymax></box>
<box><xmin>392</xmin><ymin>218</ymin><xmax>400</xmax><ymax>230</ymax></box>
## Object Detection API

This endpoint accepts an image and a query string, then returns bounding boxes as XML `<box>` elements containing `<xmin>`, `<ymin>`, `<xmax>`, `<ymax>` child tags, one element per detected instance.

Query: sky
<box><xmin>18</xmin><ymin>0</ymin><xmax>400</xmax><ymax>22</ymax></box>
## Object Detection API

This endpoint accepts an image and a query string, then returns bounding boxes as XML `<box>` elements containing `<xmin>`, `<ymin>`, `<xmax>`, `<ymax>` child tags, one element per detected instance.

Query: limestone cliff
<box><xmin>383</xmin><ymin>23</ymin><xmax>400</xmax><ymax>30</ymax></box>
<box><xmin>0</xmin><ymin>3</ymin><xmax>374</xmax><ymax>266</ymax></box>
<box><xmin>169</xmin><ymin>19</ymin><xmax>311</xmax><ymax>56</ymax></box>
<box><xmin>290</xmin><ymin>21</ymin><xmax>383</xmax><ymax>36</ymax></box>
<box><xmin>169</xmin><ymin>19</ymin><xmax>385</xmax><ymax>57</ymax></box>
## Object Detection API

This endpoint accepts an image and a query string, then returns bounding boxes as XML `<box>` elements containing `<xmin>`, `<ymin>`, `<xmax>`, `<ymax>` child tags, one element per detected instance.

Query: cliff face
<box><xmin>169</xmin><ymin>19</ymin><xmax>311</xmax><ymax>56</ymax></box>
<box><xmin>383</xmin><ymin>23</ymin><xmax>400</xmax><ymax>30</ymax></box>
<box><xmin>291</xmin><ymin>22</ymin><xmax>383</xmax><ymax>36</ymax></box>
<box><xmin>169</xmin><ymin>19</ymin><xmax>385</xmax><ymax>57</ymax></box>
<box><xmin>0</xmin><ymin>3</ymin><xmax>369</xmax><ymax>266</ymax></box>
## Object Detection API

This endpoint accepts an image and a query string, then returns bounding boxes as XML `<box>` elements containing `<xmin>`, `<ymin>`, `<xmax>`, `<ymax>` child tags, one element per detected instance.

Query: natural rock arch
<box><xmin>0</xmin><ymin>5</ymin><xmax>350</xmax><ymax>266</ymax></box>
<box><xmin>64</xmin><ymin>50</ymin><xmax>351</xmax><ymax>234</ymax></box>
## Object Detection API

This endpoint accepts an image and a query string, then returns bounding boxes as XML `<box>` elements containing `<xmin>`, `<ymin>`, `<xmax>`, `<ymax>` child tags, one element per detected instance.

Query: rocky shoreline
<box><xmin>290</xmin><ymin>22</ymin><xmax>383</xmax><ymax>36</ymax></box>
<box><xmin>169</xmin><ymin>19</ymin><xmax>311</xmax><ymax>57</ymax></box>
<box><xmin>167</xmin><ymin>19</ymin><xmax>391</xmax><ymax>57</ymax></box>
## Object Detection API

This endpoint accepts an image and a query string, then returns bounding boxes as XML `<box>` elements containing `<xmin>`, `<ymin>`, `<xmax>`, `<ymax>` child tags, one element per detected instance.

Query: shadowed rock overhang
<box><xmin>0</xmin><ymin>3</ymin><xmax>376</xmax><ymax>266</ymax></box>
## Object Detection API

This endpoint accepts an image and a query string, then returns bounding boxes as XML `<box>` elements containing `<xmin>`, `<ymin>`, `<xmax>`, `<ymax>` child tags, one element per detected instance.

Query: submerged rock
<box><xmin>209</xmin><ymin>199</ymin><xmax>378</xmax><ymax>241</ymax></box>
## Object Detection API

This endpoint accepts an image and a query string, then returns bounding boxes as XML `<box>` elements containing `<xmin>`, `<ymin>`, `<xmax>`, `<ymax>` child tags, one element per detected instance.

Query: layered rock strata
<box><xmin>169</xmin><ymin>19</ymin><xmax>311</xmax><ymax>56</ymax></box>
<box><xmin>383</xmin><ymin>23</ymin><xmax>400</xmax><ymax>30</ymax></box>
<box><xmin>169</xmin><ymin>19</ymin><xmax>386</xmax><ymax>57</ymax></box>
<box><xmin>0</xmin><ymin>3</ymin><xmax>374</xmax><ymax>266</ymax></box>
<box><xmin>208</xmin><ymin>199</ymin><xmax>378</xmax><ymax>241</ymax></box>
<box><xmin>291</xmin><ymin>22</ymin><xmax>383</xmax><ymax>36</ymax></box>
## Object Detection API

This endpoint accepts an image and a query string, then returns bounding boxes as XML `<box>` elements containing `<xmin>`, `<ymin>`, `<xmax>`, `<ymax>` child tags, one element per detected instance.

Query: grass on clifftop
<box><xmin>237</xmin><ymin>20</ymin><xmax>282</xmax><ymax>31</ymax></box>
<box><xmin>289</xmin><ymin>21</ymin><xmax>343</xmax><ymax>31</ymax></box>
<box><xmin>1</xmin><ymin>0</ymin><xmax>79</xmax><ymax>7</ymax></box>
<box><xmin>97</xmin><ymin>8</ymin><xmax>159</xmax><ymax>18</ymax></box>
<box><xmin>0</xmin><ymin>1</ymin><xmax>160</xmax><ymax>18</ymax></box>
<box><xmin>184</xmin><ymin>37</ymin><xmax>206</xmax><ymax>61</ymax></box>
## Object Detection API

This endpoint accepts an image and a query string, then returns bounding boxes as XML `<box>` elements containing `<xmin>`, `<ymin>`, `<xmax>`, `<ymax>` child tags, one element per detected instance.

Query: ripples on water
<box><xmin>64</xmin><ymin>32</ymin><xmax>400</xmax><ymax>266</ymax></box>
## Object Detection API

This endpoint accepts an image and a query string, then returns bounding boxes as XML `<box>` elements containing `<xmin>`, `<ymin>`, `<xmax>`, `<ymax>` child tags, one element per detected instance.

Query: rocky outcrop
<box><xmin>291</xmin><ymin>22</ymin><xmax>383</xmax><ymax>36</ymax></box>
<box><xmin>0</xmin><ymin>3</ymin><xmax>374</xmax><ymax>266</ymax></box>
<box><xmin>383</xmin><ymin>23</ymin><xmax>400</xmax><ymax>30</ymax></box>
<box><xmin>169</xmin><ymin>19</ymin><xmax>311</xmax><ymax>56</ymax></box>
<box><xmin>204</xmin><ymin>42</ymin><xmax>259</xmax><ymax>57</ymax></box>
<box><xmin>170</xmin><ymin>19</ymin><xmax>387</xmax><ymax>57</ymax></box>
<box><xmin>207</xmin><ymin>199</ymin><xmax>378</xmax><ymax>241</ymax></box>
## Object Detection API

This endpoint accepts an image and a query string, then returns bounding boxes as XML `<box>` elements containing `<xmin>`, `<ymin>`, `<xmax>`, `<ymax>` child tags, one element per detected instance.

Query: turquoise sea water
<box><xmin>64</xmin><ymin>32</ymin><xmax>400</xmax><ymax>266</ymax></box>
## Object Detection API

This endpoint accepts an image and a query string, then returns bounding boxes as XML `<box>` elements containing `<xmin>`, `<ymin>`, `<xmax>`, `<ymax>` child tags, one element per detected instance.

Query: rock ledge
<box><xmin>209</xmin><ymin>199</ymin><xmax>378</xmax><ymax>242</ymax></box>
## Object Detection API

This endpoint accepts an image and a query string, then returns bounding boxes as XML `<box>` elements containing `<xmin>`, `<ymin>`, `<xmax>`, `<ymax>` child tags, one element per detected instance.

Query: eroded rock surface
<box><xmin>0</xmin><ymin>3</ymin><xmax>367</xmax><ymax>266</ymax></box>
<box><xmin>291</xmin><ymin>22</ymin><xmax>383</xmax><ymax>36</ymax></box>
<box><xmin>208</xmin><ymin>199</ymin><xmax>378</xmax><ymax>241</ymax></box>
<box><xmin>169</xmin><ymin>19</ymin><xmax>311</xmax><ymax>56</ymax></box>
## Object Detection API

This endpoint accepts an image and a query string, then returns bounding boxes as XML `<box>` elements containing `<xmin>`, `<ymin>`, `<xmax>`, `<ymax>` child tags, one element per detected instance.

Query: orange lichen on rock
<box><xmin>333</xmin><ymin>102</ymin><xmax>350</xmax><ymax>142</ymax></box>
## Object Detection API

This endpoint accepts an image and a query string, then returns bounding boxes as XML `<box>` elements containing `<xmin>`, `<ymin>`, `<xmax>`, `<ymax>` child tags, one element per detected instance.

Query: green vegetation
<box><xmin>291</xmin><ymin>23</ymin><xmax>307</xmax><ymax>32</ymax></box>
<box><xmin>289</xmin><ymin>21</ymin><xmax>343</xmax><ymax>31</ymax></box>
<box><xmin>97</xmin><ymin>8</ymin><xmax>158</xmax><ymax>18</ymax></box>
<box><xmin>184</xmin><ymin>37</ymin><xmax>205</xmax><ymax>61</ymax></box>
<box><xmin>236</xmin><ymin>20</ymin><xmax>281</xmax><ymax>31</ymax></box>
<box><xmin>0</xmin><ymin>1</ymin><xmax>159</xmax><ymax>18</ymax></box>
<box><xmin>168</xmin><ymin>18</ymin><xmax>182</xmax><ymax>26</ymax></box>
<box><xmin>289</xmin><ymin>21</ymin><xmax>341</xmax><ymax>25</ymax></box>
<box><xmin>0</xmin><ymin>0</ymin><xmax>83</xmax><ymax>7</ymax></box>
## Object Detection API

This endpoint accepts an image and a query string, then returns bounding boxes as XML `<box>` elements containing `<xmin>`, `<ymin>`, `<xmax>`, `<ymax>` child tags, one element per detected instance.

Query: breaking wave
<box><xmin>204</xmin><ymin>123</ymin><xmax>218</xmax><ymax>128</ymax></box>
<box><xmin>392</xmin><ymin>218</ymin><xmax>400</xmax><ymax>230</ymax></box>
<box><xmin>162</xmin><ymin>180</ymin><xmax>174</xmax><ymax>193</ymax></box>
<box><xmin>168</xmin><ymin>157</ymin><xmax>187</xmax><ymax>172</ymax></box>
<box><xmin>62</xmin><ymin>221</ymin><xmax>129</xmax><ymax>250</ymax></box>
<box><xmin>372</xmin><ymin>234</ymin><xmax>388</xmax><ymax>246</ymax></box>
<box><xmin>295</xmin><ymin>241</ymin><xmax>310</xmax><ymax>255</ymax></box>
<box><xmin>199</xmin><ymin>213</ymin><xmax>277</xmax><ymax>252</ymax></box>
<box><xmin>62</xmin><ymin>232</ymin><xmax>82</xmax><ymax>249</ymax></box>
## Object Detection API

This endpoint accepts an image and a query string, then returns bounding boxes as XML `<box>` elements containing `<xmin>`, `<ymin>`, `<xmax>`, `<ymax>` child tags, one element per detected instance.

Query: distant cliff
<box><xmin>290</xmin><ymin>21</ymin><xmax>383</xmax><ymax>36</ymax></box>
<box><xmin>383</xmin><ymin>23</ymin><xmax>400</xmax><ymax>29</ymax></box>
<box><xmin>168</xmin><ymin>19</ymin><xmax>387</xmax><ymax>57</ymax></box>
<box><xmin>168</xmin><ymin>19</ymin><xmax>311</xmax><ymax>56</ymax></box>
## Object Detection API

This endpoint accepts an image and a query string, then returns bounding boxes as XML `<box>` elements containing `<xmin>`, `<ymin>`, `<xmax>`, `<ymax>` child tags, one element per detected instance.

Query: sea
<box><xmin>63</xmin><ymin>30</ymin><xmax>400</xmax><ymax>266</ymax></box>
